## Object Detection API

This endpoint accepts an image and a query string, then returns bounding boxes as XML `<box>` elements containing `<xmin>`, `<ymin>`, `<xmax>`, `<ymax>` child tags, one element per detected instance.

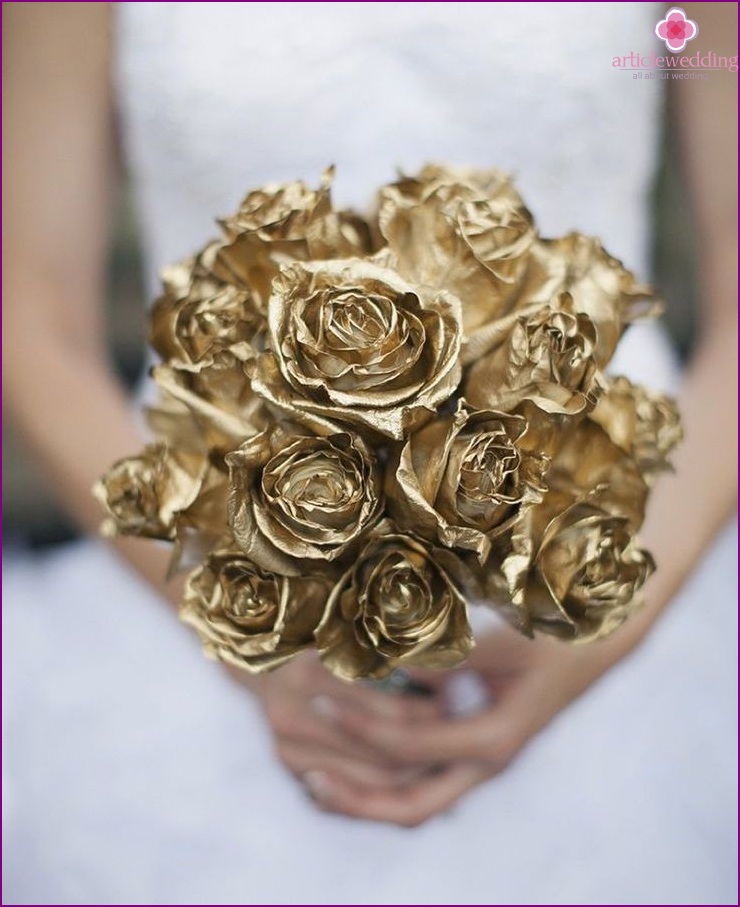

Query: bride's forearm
<box><xmin>4</xmin><ymin>289</ymin><xmax>181</xmax><ymax>606</ymax></box>
<box><xmin>610</xmin><ymin>309</ymin><xmax>737</xmax><ymax>654</ymax></box>
<box><xmin>616</xmin><ymin>14</ymin><xmax>739</xmax><ymax>655</ymax></box>
<box><xmin>1</xmin><ymin>7</ymin><xmax>183</xmax><ymax>602</ymax></box>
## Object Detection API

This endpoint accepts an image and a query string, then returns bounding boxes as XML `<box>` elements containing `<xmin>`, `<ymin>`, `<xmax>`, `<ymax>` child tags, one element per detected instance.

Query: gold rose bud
<box><xmin>387</xmin><ymin>400</ymin><xmax>548</xmax><ymax>562</ymax></box>
<box><xmin>151</xmin><ymin>272</ymin><xmax>266</xmax><ymax>369</ymax></box>
<box><xmin>150</xmin><ymin>241</ymin><xmax>269</xmax><ymax>421</ymax></box>
<box><xmin>182</xmin><ymin>549</ymin><xmax>331</xmax><ymax>674</ymax></box>
<box><xmin>226</xmin><ymin>424</ymin><xmax>382</xmax><ymax>575</ymax></box>
<box><xmin>316</xmin><ymin>522</ymin><xmax>475</xmax><ymax>681</ymax></box>
<box><xmin>520</xmin><ymin>233</ymin><xmax>661</xmax><ymax>367</ymax></box>
<box><xmin>213</xmin><ymin>168</ymin><xmax>373</xmax><ymax>306</ymax></box>
<box><xmin>464</xmin><ymin>292</ymin><xmax>602</xmax><ymax>418</ymax></box>
<box><xmin>495</xmin><ymin>490</ymin><xmax>655</xmax><ymax>643</ymax></box>
<box><xmin>589</xmin><ymin>375</ymin><xmax>683</xmax><ymax>486</ymax></box>
<box><xmin>377</xmin><ymin>164</ymin><xmax>536</xmax><ymax>358</ymax></box>
<box><xmin>93</xmin><ymin>443</ymin><xmax>206</xmax><ymax>541</ymax></box>
<box><xmin>246</xmin><ymin>259</ymin><xmax>462</xmax><ymax>440</ymax></box>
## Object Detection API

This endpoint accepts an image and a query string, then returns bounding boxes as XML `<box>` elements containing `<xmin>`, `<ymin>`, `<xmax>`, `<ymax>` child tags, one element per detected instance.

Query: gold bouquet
<box><xmin>95</xmin><ymin>165</ymin><xmax>682</xmax><ymax>681</ymax></box>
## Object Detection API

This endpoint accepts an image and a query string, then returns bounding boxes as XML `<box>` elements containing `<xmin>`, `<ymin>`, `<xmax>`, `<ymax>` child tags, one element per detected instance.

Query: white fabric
<box><xmin>3</xmin><ymin>3</ymin><xmax>736</xmax><ymax>903</ymax></box>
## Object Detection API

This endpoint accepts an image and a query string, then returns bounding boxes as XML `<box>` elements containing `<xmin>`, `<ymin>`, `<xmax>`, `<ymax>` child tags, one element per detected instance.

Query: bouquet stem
<box><xmin>363</xmin><ymin>669</ymin><xmax>435</xmax><ymax>697</ymax></box>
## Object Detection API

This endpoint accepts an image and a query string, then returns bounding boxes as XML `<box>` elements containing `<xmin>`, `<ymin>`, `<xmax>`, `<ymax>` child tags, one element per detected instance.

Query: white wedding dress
<box><xmin>3</xmin><ymin>3</ymin><xmax>737</xmax><ymax>904</ymax></box>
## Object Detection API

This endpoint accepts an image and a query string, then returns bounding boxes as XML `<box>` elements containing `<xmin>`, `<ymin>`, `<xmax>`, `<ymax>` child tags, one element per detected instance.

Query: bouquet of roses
<box><xmin>95</xmin><ymin>165</ymin><xmax>682</xmax><ymax>681</ymax></box>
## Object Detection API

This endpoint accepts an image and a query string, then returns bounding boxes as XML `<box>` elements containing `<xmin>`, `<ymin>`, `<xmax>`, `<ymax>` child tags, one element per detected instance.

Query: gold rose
<box><xmin>246</xmin><ymin>259</ymin><xmax>462</xmax><ymax>440</ymax></box>
<box><xmin>588</xmin><ymin>375</ymin><xmax>683</xmax><ymax>486</ymax></box>
<box><xmin>464</xmin><ymin>292</ymin><xmax>602</xmax><ymax>418</ymax></box>
<box><xmin>495</xmin><ymin>489</ymin><xmax>655</xmax><ymax>643</ymax></box>
<box><xmin>213</xmin><ymin>169</ymin><xmax>373</xmax><ymax>306</ymax></box>
<box><xmin>182</xmin><ymin>548</ymin><xmax>330</xmax><ymax>673</ymax></box>
<box><xmin>387</xmin><ymin>400</ymin><xmax>548</xmax><ymax>562</ymax></box>
<box><xmin>93</xmin><ymin>442</ymin><xmax>207</xmax><ymax>542</ymax></box>
<box><xmin>518</xmin><ymin>232</ymin><xmax>661</xmax><ymax>366</ymax></box>
<box><xmin>377</xmin><ymin>163</ymin><xmax>537</xmax><ymax>360</ymax></box>
<box><xmin>226</xmin><ymin>424</ymin><xmax>382</xmax><ymax>575</ymax></box>
<box><xmin>315</xmin><ymin>522</ymin><xmax>475</xmax><ymax>680</ymax></box>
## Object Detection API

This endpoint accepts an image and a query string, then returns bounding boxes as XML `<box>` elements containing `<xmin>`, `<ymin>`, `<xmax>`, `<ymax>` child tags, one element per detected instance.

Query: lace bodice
<box><xmin>116</xmin><ymin>2</ymin><xmax>663</xmax><ymax>295</ymax></box>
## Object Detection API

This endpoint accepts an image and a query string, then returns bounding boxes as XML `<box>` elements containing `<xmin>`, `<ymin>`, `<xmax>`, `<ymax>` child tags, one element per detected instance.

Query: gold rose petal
<box><xmin>547</xmin><ymin>419</ymin><xmax>650</xmax><ymax>530</ymax></box>
<box><xmin>145</xmin><ymin>395</ymin><xmax>209</xmax><ymax>457</ymax></box>
<box><xmin>227</xmin><ymin>452</ymin><xmax>306</xmax><ymax>576</ymax></box>
<box><xmin>152</xmin><ymin>365</ymin><xmax>259</xmax><ymax>446</ymax></box>
<box><xmin>377</xmin><ymin>164</ymin><xmax>537</xmax><ymax>343</ymax></box>
<box><xmin>247</xmin><ymin>351</ymin><xmax>447</xmax><ymax>441</ymax></box>
<box><xmin>167</xmin><ymin>470</ymin><xmax>231</xmax><ymax>576</ymax></box>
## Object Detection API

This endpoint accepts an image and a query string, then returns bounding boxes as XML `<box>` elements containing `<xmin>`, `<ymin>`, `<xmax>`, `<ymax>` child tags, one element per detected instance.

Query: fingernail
<box><xmin>310</xmin><ymin>695</ymin><xmax>341</xmax><ymax>722</ymax></box>
<box><xmin>303</xmin><ymin>770</ymin><xmax>335</xmax><ymax>805</ymax></box>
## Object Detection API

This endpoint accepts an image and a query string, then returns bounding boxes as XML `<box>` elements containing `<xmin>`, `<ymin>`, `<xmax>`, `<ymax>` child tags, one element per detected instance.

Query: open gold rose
<box><xmin>246</xmin><ymin>259</ymin><xmax>462</xmax><ymax>440</ymax></box>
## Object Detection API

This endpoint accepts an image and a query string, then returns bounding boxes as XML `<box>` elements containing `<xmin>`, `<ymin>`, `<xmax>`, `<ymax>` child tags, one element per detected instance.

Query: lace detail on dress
<box><xmin>115</xmin><ymin>2</ymin><xmax>663</xmax><ymax>292</ymax></box>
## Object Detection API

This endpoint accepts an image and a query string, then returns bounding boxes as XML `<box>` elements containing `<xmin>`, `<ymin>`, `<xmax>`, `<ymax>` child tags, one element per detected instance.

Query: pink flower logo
<box><xmin>655</xmin><ymin>7</ymin><xmax>699</xmax><ymax>52</ymax></box>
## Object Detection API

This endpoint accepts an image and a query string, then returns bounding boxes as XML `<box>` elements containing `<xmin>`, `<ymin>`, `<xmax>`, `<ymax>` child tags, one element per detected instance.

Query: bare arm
<box><xmin>2</xmin><ymin>1</ymin><xmax>177</xmax><ymax>599</ymax></box>
<box><xmin>629</xmin><ymin>0</ymin><xmax>737</xmax><ymax>641</ymax></box>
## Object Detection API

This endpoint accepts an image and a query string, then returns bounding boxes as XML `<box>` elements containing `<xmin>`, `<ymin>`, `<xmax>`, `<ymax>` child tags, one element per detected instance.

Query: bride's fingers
<box><xmin>267</xmin><ymin>707</ymin><xmax>398</xmax><ymax>767</ymax></box>
<box><xmin>278</xmin><ymin>741</ymin><xmax>434</xmax><ymax>791</ymax></box>
<box><xmin>261</xmin><ymin>655</ymin><xmax>447</xmax><ymax>771</ymax></box>
<box><xmin>310</xmin><ymin>764</ymin><xmax>487</xmax><ymax>827</ymax></box>
<box><xmin>268</xmin><ymin>702</ymin><xmax>442</xmax><ymax>769</ymax></box>
<box><xmin>319</xmin><ymin>687</ymin><xmax>444</xmax><ymax>723</ymax></box>
<box><xmin>336</xmin><ymin>701</ymin><xmax>524</xmax><ymax>769</ymax></box>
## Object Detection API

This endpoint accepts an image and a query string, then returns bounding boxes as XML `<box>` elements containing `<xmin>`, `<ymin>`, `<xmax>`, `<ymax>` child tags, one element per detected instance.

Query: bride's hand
<box><xmin>227</xmin><ymin>652</ymin><xmax>446</xmax><ymax>798</ymax></box>
<box><xmin>311</xmin><ymin>625</ymin><xmax>633</xmax><ymax>826</ymax></box>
